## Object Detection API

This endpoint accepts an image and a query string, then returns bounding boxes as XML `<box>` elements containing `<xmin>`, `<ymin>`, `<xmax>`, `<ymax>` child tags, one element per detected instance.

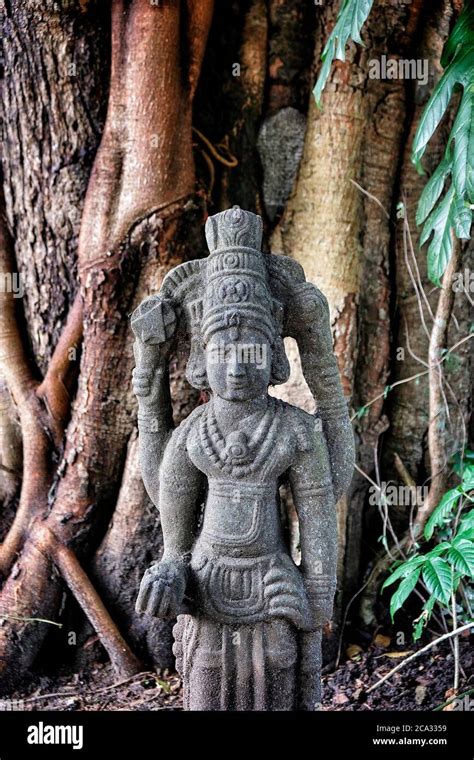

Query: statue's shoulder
<box><xmin>276</xmin><ymin>399</ymin><xmax>321</xmax><ymax>452</ymax></box>
<box><xmin>171</xmin><ymin>403</ymin><xmax>207</xmax><ymax>451</ymax></box>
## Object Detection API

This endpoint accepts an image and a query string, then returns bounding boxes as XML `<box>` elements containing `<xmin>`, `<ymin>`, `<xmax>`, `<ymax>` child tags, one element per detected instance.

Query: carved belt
<box><xmin>201</xmin><ymin>481</ymin><xmax>277</xmax><ymax>551</ymax></box>
<box><xmin>189</xmin><ymin>552</ymin><xmax>313</xmax><ymax>629</ymax></box>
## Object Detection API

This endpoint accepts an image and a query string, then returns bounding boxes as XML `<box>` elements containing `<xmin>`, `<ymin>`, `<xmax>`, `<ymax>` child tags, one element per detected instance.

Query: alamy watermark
<box><xmin>452</xmin><ymin>268</ymin><xmax>474</xmax><ymax>293</ymax></box>
<box><xmin>208</xmin><ymin>343</ymin><xmax>268</xmax><ymax>369</ymax></box>
<box><xmin>369</xmin><ymin>480</ymin><xmax>428</xmax><ymax>507</ymax></box>
<box><xmin>0</xmin><ymin>272</ymin><xmax>23</xmax><ymax>298</ymax></box>
<box><xmin>369</xmin><ymin>55</ymin><xmax>429</xmax><ymax>85</ymax></box>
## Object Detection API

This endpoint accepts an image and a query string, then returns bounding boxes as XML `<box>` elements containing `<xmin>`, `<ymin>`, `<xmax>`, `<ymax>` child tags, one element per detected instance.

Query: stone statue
<box><xmin>131</xmin><ymin>207</ymin><xmax>354</xmax><ymax>710</ymax></box>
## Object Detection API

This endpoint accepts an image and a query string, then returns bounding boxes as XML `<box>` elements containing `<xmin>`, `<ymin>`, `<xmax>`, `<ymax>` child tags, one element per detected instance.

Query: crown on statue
<box><xmin>200</xmin><ymin>206</ymin><xmax>276</xmax><ymax>341</ymax></box>
<box><xmin>152</xmin><ymin>206</ymin><xmax>294</xmax><ymax>389</ymax></box>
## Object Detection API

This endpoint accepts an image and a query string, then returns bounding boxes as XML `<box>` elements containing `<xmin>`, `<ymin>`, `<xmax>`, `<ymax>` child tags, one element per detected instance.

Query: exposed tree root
<box><xmin>0</xmin><ymin>0</ymin><xmax>213</xmax><ymax>691</ymax></box>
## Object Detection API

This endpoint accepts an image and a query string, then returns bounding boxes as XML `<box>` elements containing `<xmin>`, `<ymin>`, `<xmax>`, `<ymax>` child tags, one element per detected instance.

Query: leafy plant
<box><xmin>383</xmin><ymin>451</ymin><xmax>474</xmax><ymax>640</ymax></box>
<box><xmin>414</xmin><ymin>2</ymin><xmax>474</xmax><ymax>284</ymax></box>
<box><xmin>313</xmin><ymin>0</ymin><xmax>374</xmax><ymax>106</ymax></box>
<box><xmin>313</xmin><ymin>0</ymin><xmax>474</xmax><ymax>284</ymax></box>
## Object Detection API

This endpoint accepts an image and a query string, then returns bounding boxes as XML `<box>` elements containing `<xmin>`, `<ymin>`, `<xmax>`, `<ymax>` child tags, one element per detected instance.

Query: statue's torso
<box><xmin>175</xmin><ymin>397</ymin><xmax>316</xmax><ymax>629</ymax></box>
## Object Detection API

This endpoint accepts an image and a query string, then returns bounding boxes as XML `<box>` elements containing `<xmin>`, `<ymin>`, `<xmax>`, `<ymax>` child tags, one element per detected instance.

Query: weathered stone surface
<box><xmin>131</xmin><ymin>207</ymin><xmax>354</xmax><ymax>710</ymax></box>
<box><xmin>257</xmin><ymin>107</ymin><xmax>306</xmax><ymax>221</ymax></box>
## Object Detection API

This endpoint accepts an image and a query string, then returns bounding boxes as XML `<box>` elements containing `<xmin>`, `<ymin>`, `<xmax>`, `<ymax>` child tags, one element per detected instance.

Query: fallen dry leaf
<box><xmin>385</xmin><ymin>651</ymin><xmax>414</xmax><ymax>659</ymax></box>
<box><xmin>346</xmin><ymin>644</ymin><xmax>363</xmax><ymax>659</ymax></box>
<box><xmin>373</xmin><ymin>634</ymin><xmax>391</xmax><ymax>648</ymax></box>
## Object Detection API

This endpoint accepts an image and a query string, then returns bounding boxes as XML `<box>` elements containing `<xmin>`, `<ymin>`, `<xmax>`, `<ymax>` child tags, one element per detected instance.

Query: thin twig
<box><xmin>452</xmin><ymin>591</ymin><xmax>460</xmax><ymax>693</ymax></box>
<box><xmin>365</xmin><ymin>622</ymin><xmax>473</xmax><ymax>694</ymax></box>
<box><xmin>351</xmin><ymin>334</ymin><xmax>473</xmax><ymax>422</ymax></box>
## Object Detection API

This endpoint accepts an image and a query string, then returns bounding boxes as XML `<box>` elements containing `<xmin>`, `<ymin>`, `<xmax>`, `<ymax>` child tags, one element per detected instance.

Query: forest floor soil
<box><xmin>4</xmin><ymin>634</ymin><xmax>471</xmax><ymax>712</ymax></box>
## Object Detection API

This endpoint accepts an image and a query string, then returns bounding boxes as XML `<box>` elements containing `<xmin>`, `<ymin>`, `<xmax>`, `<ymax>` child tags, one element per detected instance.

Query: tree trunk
<box><xmin>0</xmin><ymin>0</ymin><xmax>212</xmax><ymax>691</ymax></box>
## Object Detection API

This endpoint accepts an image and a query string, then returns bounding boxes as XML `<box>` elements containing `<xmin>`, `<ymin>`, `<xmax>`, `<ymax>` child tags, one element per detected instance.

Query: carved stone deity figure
<box><xmin>131</xmin><ymin>207</ymin><xmax>354</xmax><ymax>710</ymax></box>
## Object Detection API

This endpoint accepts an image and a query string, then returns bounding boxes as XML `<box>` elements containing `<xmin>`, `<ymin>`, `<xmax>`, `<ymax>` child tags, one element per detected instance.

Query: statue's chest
<box><xmin>187</xmin><ymin>403</ymin><xmax>294</xmax><ymax>481</ymax></box>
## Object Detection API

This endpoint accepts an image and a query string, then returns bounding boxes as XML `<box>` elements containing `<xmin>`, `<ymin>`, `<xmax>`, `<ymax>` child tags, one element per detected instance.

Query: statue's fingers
<box><xmin>132</xmin><ymin>367</ymin><xmax>151</xmax><ymax>378</ymax></box>
<box><xmin>147</xmin><ymin>581</ymin><xmax>165</xmax><ymax>616</ymax></box>
<box><xmin>136</xmin><ymin>579</ymin><xmax>152</xmax><ymax>613</ymax></box>
<box><xmin>134</xmin><ymin>386</ymin><xmax>151</xmax><ymax>398</ymax></box>
<box><xmin>268</xmin><ymin>605</ymin><xmax>306</xmax><ymax>628</ymax></box>
<box><xmin>133</xmin><ymin>379</ymin><xmax>151</xmax><ymax>393</ymax></box>
<box><xmin>263</xmin><ymin>580</ymin><xmax>289</xmax><ymax>599</ymax></box>
<box><xmin>268</xmin><ymin>594</ymin><xmax>306</xmax><ymax>613</ymax></box>
<box><xmin>157</xmin><ymin>584</ymin><xmax>172</xmax><ymax>618</ymax></box>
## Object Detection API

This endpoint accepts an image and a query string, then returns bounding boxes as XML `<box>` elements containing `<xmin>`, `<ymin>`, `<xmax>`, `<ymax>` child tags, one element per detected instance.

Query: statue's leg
<box><xmin>264</xmin><ymin>619</ymin><xmax>298</xmax><ymax>711</ymax></box>
<box><xmin>174</xmin><ymin>614</ymin><xmax>232</xmax><ymax>710</ymax></box>
<box><xmin>174</xmin><ymin>615</ymin><xmax>300</xmax><ymax>710</ymax></box>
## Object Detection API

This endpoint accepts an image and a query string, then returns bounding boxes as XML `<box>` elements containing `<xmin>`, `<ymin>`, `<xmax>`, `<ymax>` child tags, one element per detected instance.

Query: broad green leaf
<box><xmin>455</xmin><ymin>509</ymin><xmax>474</xmax><ymax>541</ymax></box>
<box><xmin>416</xmin><ymin>153</ymin><xmax>452</xmax><ymax>226</ymax></box>
<box><xmin>462</xmin><ymin>462</ymin><xmax>474</xmax><ymax>492</ymax></box>
<box><xmin>424</xmin><ymin>486</ymin><xmax>463</xmax><ymax>540</ymax></box>
<box><xmin>452</xmin><ymin>195</ymin><xmax>473</xmax><ymax>238</ymax></box>
<box><xmin>441</xmin><ymin>4</ymin><xmax>474</xmax><ymax>68</ymax></box>
<box><xmin>420</xmin><ymin>186</ymin><xmax>457</xmax><ymax>285</ymax></box>
<box><xmin>412</xmin><ymin>46</ymin><xmax>474</xmax><ymax>168</ymax></box>
<box><xmin>424</xmin><ymin>542</ymin><xmax>451</xmax><ymax>560</ymax></box>
<box><xmin>448</xmin><ymin>539</ymin><xmax>474</xmax><ymax>577</ymax></box>
<box><xmin>390</xmin><ymin>568</ymin><xmax>421</xmax><ymax>621</ymax></box>
<box><xmin>382</xmin><ymin>555</ymin><xmax>425</xmax><ymax>590</ymax></box>
<box><xmin>313</xmin><ymin>0</ymin><xmax>374</xmax><ymax>107</ymax></box>
<box><xmin>450</xmin><ymin>86</ymin><xmax>474</xmax><ymax>203</ymax></box>
<box><xmin>422</xmin><ymin>557</ymin><xmax>453</xmax><ymax>605</ymax></box>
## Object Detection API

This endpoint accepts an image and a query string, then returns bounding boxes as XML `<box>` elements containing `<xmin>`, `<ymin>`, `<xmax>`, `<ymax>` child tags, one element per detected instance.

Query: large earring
<box><xmin>186</xmin><ymin>338</ymin><xmax>209</xmax><ymax>390</ymax></box>
<box><xmin>270</xmin><ymin>337</ymin><xmax>291</xmax><ymax>385</ymax></box>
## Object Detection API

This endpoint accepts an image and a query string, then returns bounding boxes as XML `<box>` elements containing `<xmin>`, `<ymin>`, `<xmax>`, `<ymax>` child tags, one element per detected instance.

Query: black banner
<box><xmin>0</xmin><ymin>710</ymin><xmax>470</xmax><ymax>758</ymax></box>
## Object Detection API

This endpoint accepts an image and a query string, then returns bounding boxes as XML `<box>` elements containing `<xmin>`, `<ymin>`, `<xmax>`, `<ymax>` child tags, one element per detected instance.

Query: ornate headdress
<box><xmin>148</xmin><ymin>206</ymin><xmax>291</xmax><ymax>389</ymax></box>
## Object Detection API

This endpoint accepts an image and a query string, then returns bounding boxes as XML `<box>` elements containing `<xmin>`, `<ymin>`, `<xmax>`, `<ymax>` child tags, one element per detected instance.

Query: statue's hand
<box><xmin>135</xmin><ymin>558</ymin><xmax>188</xmax><ymax>618</ymax></box>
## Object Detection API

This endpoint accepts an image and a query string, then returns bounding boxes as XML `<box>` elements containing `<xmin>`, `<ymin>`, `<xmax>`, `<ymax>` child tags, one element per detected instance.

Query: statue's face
<box><xmin>205</xmin><ymin>326</ymin><xmax>272</xmax><ymax>401</ymax></box>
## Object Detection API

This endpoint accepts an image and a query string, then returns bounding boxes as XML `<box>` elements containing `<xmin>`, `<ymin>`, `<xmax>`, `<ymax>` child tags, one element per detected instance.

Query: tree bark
<box><xmin>0</xmin><ymin>0</ymin><xmax>212</xmax><ymax>691</ymax></box>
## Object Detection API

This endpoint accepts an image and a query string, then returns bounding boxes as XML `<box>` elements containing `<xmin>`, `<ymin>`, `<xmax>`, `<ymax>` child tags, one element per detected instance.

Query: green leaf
<box><xmin>441</xmin><ymin>4</ymin><xmax>474</xmax><ymax>69</ymax></box>
<box><xmin>452</xmin><ymin>195</ymin><xmax>473</xmax><ymax>239</ymax></box>
<box><xmin>424</xmin><ymin>542</ymin><xmax>451</xmax><ymax>560</ymax></box>
<box><xmin>416</xmin><ymin>153</ymin><xmax>453</xmax><ymax>226</ymax></box>
<box><xmin>390</xmin><ymin>568</ymin><xmax>421</xmax><ymax>621</ymax></box>
<box><xmin>313</xmin><ymin>0</ymin><xmax>374</xmax><ymax>107</ymax></box>
<box><xmin>455</xmin><ymin>509</ymin><xmax>474</xmax><ymax>541</ymax></box>
<box><xmin>414</xmin><ymin>16</ymin><xmax>474</xmax><ymax>268</ymax></box>
<box><xmin>450</xmin><ymin>85</ymin><xmax>474</xmax><ymax>203</ymax></box>
<box><xmin>420</xmin><ymin>185</ymin><xmax>457</xmax><ymax>285</ymax></box>
<box><xmin>448</xmin><ymin>539</ymin><xmax>474</xmax><ymax>577</ymax></box>
<box><xmin>313</xmin><ymin>38</ymin><xmax>336</xmax><ymax>106</ymax></box>
<box><xmin>412</xmin><ymin>46</ymin><xmax>474</xmax><ymax>168</ymax></box>
<box><xmin>424</xmin><ymin>487</ymin><xmax>463</xmax><ymax>540</ymax></box>
<box><xmin>422</xmin><ymin>557</ymin><xmax>453</xmax><ymax>605</ymax></box>
<box><xmin>413</xmin><ymin>596</ymin><xmax>437</xmax><ymax>641</ymax></box>
<box><xmin>462</xmin><ymin>463</ymin><xmax>474</xmax><ymax>492</ymax></box>
<box><xmin>382</xmin><ymin>555</ymin><xmax>425</xmax><ymax>590</ymax></box>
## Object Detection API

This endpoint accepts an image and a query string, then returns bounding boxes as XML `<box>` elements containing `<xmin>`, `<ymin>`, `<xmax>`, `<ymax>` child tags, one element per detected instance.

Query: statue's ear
<box><xmin>186</xmin><ymin>338</ymin><xmax>209</xmax><ymax>390</ymax></box>
<box><xmin>270</xmin><ymin>336</ymin><xmax>290</xmax><ymax>385</ymax></box>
